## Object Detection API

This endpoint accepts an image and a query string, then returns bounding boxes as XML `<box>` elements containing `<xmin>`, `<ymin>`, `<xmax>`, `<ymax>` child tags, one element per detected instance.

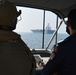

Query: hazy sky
<box><xmin>14</xmin><ymin>6</ymin><xmax>67</xmax><ymax>34</ymax></box>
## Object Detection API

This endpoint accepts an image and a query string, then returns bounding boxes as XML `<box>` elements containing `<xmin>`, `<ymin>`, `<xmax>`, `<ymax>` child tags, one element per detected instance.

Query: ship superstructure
<box><xmin>31</xmin><ymin>23</ymin><xmax>55</xmax><ymax>34</ymax></box>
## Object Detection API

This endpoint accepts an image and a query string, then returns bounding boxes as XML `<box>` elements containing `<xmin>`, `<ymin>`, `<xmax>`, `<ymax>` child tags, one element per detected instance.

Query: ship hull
<box><xmin>31</xmin><ymin>30</ymin><xmax>54</xmax><ymax>34</ymax></box>
<box><xmin>45</xmin><ymin>30</ymin><xmax>54</xmax><ymax>34</ymax></box>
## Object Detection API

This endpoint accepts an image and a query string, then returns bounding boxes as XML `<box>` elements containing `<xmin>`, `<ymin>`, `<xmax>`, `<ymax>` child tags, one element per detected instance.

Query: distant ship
<box><xmin>31</xmin><ymin>23</ymin><xmax>55</xmax><ymax>34</ymax></box>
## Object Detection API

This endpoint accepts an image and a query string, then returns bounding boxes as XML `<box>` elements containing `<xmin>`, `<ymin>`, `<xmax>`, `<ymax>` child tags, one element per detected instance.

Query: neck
<box><xmin>70</xmin><ymin>29</ymin><xmax>76</xmax><ymax>35</ymax></box>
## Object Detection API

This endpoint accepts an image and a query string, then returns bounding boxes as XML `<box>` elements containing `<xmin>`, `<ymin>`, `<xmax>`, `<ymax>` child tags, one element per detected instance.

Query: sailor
<box><xmin>0</xmin><ymin>1</ymin><xmax>36</xmax><ymax>75</ymax></box>
<box><xmin>42</xmin><ymin>9</ymin><xmax>76</xmax><ymax>75</ymax></box>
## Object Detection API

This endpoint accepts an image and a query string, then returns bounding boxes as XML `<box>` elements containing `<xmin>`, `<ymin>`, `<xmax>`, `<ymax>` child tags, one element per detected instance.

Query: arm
<box><xmin>42</xmin><ymin>46</ymin><xmax>65</xmax><ymax>75</ymax></box>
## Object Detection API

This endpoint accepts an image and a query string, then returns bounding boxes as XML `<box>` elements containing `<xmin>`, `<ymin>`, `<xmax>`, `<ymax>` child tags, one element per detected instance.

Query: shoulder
<box><xmin>57</xmin><ymin>36</ymin><xmax>70</xmax><ymax>48</ymax></box>
<box><xmin>59</xmin><ymin>38</ymin><xmax>68</xmax><ymax>44</ymax></box>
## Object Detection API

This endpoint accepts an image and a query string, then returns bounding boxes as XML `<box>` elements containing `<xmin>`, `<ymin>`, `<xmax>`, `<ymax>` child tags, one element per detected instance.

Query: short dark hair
<box><xmin>68</xmin><ymin>9</ymin><xmax>76</xmax><ymax>30</ymax></box>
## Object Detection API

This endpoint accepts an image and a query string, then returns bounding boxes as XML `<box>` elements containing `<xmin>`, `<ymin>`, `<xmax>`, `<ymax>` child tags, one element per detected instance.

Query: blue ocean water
<box><xmin>18</xmin><ymin>32</ymin><xmax>69</xmax><ymax>49</ymax></box>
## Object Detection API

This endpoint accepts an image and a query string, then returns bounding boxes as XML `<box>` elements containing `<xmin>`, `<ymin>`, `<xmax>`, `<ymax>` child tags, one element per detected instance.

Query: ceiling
<box><xmin>6</xmin><ymin>0</ymin><xmax>76</xmax><ymax>18</ymax></box>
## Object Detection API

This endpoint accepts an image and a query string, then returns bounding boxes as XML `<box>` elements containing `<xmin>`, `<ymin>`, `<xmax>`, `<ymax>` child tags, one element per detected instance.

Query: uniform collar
<box><xmin>57</xmin><ymin>33</ymin><xmax>76</xmax><ymax>46</ymax></box>
<box><xmin>64</xmin><ymin>32</ymin><xmax>76</xmax><ymax>42</ymax></box>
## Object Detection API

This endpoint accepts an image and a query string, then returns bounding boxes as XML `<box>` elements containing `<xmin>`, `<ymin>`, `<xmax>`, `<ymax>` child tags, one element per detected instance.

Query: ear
<box><xmin>65</xmin><ymin>20</ymin><xmax>70</xmax><ymax>27</ymax></box>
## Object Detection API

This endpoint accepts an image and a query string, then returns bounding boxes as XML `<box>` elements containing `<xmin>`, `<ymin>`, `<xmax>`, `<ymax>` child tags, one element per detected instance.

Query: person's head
<box><xmin>0</xmin><ymin>1</ymin><xmax>21</xmax><ymax>30</ymax></box>
<box><xmin>66</xmin><ymin>9</ymin><xmax>76</xmax><ymax>35</ymax></box>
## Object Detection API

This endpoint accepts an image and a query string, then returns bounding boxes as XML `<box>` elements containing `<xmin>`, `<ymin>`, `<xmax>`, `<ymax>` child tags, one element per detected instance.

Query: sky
<box><xmin>14</xmin><ymin>6</ymin><xmax>67</xmax><ymax>34</ymax></box>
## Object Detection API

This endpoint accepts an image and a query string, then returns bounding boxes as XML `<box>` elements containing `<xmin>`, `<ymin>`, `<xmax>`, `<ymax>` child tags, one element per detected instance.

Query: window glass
<box><xmin>14</xmin><ymin>7</ymin><xmax>69</xmax><ymax>50</ymax></box>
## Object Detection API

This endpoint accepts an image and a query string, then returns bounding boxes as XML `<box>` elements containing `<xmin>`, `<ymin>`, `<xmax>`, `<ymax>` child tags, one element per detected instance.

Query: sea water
<box><xmin>18</xmin><ymin>32</ymin><xmax>69</xmax><ymax>49</ymax></box>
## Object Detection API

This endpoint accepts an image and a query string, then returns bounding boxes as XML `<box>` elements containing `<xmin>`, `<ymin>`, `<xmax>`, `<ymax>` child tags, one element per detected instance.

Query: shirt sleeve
<box><xmin>42</xmin><ymin>46</ymin><xmax>65</xmax><ymax>75</ymax></box>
